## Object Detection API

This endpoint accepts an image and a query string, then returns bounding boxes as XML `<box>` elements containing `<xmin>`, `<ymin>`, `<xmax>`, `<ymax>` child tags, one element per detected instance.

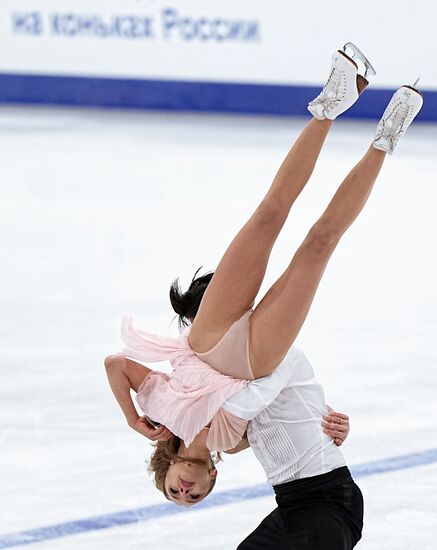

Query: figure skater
<box><xmin>105</xmin><ymin>42</ymin><xmax>423</xmax><ymax>522</ymax></box>
<box><xmin>224</xmin><ymin>348</ymin><xmax>361</xmax><ymax>549</ymax></box>
<box><xmin>106</xmin><ymin>346</ymin><xmax>358</xmax><ymax>548</ymax></box>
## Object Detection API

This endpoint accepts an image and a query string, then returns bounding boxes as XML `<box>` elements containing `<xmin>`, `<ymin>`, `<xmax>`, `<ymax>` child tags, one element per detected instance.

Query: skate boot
<box><xmin>372</xmin><ymin>81</ymin><xmax>423</xmax><ymax>154</ymax></box>
<box><xmin>308</xmin><ymin>42</ymin><xmax>376</xmax><ymax>120</ymax></box>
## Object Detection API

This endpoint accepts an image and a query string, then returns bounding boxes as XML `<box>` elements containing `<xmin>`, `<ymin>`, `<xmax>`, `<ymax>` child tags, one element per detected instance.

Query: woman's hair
<box><xmin>148</xmin><ymin>437</ymin><xmax>220</xmax><ymax>500</ymax></box>
<box><xmin>169</xmin><ymin>267</ymin><xmax>214</xmax><ymax>328</ymax></box>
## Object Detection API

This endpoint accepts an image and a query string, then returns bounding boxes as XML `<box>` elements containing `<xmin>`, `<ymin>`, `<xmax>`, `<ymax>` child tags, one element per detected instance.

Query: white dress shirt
<box><xmin>222</xmin><ymin>346</ymin><xmax>346</xmax><ymax>485</ymax></box>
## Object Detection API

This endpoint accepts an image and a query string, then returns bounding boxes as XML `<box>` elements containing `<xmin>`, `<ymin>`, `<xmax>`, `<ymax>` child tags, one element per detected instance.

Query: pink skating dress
<box><xmin>118</xmin><ymin>310</ymin><xmax>255</xmax><ymax>452</ymax></box>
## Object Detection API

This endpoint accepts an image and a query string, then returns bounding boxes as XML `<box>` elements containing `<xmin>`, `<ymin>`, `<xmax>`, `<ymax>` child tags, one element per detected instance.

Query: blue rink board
<box><xmin>0</xmin><ymin>74</ymin><xmax>436</xmax><ymax>121</ymax></box>
<box><xmin>0</xmin><ymin>448</ymin><xmax>436</xmax><ymax>549</ymax></box>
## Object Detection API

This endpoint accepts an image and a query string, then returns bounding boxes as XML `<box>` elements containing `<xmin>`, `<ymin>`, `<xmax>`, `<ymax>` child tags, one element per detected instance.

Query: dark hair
<box><xmin>170</xmin><ymin>267</ymin><xmax>214</xmax><ymax>328</ymax></box>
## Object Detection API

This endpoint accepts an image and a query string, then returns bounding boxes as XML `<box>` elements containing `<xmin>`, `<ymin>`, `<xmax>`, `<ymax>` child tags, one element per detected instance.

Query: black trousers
<box><xmin>237</xmin><ymin>467</ymin><xmax>363</xmax><ymax>550</ymax></box>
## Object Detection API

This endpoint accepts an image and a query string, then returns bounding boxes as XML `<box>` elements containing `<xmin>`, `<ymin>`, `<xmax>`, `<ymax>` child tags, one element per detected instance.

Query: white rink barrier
<box><xmin>0</xmin><ymin>0</ymin><xmax>436</xmax><ymax>120</ymax></box>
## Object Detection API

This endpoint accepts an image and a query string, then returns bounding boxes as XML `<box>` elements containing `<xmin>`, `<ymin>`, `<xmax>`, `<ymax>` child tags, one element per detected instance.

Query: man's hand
<box><xmin>130</xmin><ymin>416</ymin><xmax>173</xmax><ymax>442</ymax></box>
<box><xmin>322</xmin><ymin>410</ymin><xmax>350</xmax><ymax>446</ymax></box>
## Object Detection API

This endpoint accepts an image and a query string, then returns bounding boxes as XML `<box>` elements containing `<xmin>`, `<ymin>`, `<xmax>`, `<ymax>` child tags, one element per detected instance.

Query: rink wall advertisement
<box><xmin>0</xmin><ymin>0</ymin><xmax>436</xmax><ymax>120</ymax></box>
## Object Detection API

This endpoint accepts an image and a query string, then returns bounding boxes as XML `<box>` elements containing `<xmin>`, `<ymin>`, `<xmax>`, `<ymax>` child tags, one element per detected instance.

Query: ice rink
<box><xmin>1</xmin><ymin>106</ymin><xmax>436</xmax><ymax>549</ymax></box>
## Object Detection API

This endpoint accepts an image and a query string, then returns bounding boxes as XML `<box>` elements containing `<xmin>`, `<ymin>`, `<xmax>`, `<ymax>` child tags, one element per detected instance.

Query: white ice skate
<box><xmin>308</xmin><ymin>42</ymin><xmax>376</xmax><ymax>121</ymax></box>
<box><xmin>372</xmin><ymin>81</ymin><xmax>423</xmax><ymax>154</ymax></box>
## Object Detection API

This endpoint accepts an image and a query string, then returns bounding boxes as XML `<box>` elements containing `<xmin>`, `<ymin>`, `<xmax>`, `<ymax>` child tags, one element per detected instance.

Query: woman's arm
<box><xmin>104</xmin><ymin>355</ymin><xmax>172</xmax><ymax>441</ymax></box>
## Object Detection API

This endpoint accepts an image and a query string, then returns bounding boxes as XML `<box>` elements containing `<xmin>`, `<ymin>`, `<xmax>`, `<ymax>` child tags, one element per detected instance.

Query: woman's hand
<box><xmin>322</xmin><ymin>410</ymin><xmax>350</xmax><ymax>446</ymax></box>
<box><xmin>130</xmin><ymin>416</ymin><xmax>173</xmax><ymax>441</ymax></box>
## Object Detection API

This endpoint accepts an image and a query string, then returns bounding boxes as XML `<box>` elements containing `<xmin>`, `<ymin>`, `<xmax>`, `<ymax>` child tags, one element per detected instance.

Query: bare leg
<box><xmin>249</xmin><ymin>146</ymin><xmax>386</xmax><ymax>377</ymax></box>
<box><xmin>190</xmin><ymin>118</ymin><xmax>332</xmax><ymax>351</ymax></box>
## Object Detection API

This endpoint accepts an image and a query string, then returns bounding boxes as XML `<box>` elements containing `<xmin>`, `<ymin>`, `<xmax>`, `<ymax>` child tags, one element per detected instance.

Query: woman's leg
<box><xmin>249</xmin><ymin>83</ymin><xmax>424</xmax><ymax>377</ymax></box>
<box><xmin>189</xmin><ymin>47</ymin><xmax>367</xmax><ymax>352</ymax></box>
<box><xmin>249</xmin><ymin>146</ymin><xmax>386</xmax><ymax>377</ymax></box>
<box><xmin>189</xmin><ymin>118</ymin><xmax>332</xmax><ymax>350</ymax></box>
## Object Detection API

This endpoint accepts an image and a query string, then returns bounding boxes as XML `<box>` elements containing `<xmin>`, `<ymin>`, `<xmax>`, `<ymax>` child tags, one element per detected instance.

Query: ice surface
<box><xmin>0</xmin><ymin>106</ymin><xmax>436</xmax><ymax>548</ymax></box>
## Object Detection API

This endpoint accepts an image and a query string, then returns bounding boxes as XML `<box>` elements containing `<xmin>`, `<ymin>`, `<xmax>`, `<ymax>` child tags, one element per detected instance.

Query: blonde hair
<box><xmin>148</xmin><ymin>437</ymin><xmax>221</xmax><ymax>500</ymax></box>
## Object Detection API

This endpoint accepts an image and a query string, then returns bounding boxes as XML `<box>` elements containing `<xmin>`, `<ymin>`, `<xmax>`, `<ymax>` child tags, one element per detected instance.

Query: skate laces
<box><xmin>380</xmin><ymin>99</ymin><xmax>413</xmax><ymax>147</ymax></box>
<box><xmin>324</xmin><ymin>67</ymin><xmax>342</xmax><ymax>97</ymax></box>
<box><xmin>311</xmin><ymin>62</ymin><xmax>346</xmax><ymax>112</ymax></box>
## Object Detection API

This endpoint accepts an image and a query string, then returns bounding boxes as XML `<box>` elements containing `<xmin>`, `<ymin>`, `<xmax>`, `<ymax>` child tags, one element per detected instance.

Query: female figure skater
<box><xmin>107</xmin><ymin>42</ymin><xmax>423</xmax><ymax>453</ymax></box>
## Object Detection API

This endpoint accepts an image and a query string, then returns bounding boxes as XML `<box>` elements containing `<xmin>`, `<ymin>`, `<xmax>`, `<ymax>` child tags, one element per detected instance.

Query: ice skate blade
<box><xmin>337</xmin><ymin>49</ymin><xmax>358</xmax><ymax>70</ymax></box>
<box><xmin>343</xmin><ymin>42</ymin><xmax>376</xmax><ymax>78</ymax></box>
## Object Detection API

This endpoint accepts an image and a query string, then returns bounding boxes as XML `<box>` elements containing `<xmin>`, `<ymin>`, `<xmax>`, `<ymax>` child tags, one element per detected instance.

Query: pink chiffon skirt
<box><xmin>118</xmin><ymin>313</ymin><xmax>253</xmax><ymax>451</ymax></box>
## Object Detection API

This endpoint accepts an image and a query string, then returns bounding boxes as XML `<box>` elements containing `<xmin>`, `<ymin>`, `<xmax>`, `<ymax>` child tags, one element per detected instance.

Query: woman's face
<box><xmin>164</xmin><ymin>460</ymin><xmax>217</xmax><ymax>507</ymax></box>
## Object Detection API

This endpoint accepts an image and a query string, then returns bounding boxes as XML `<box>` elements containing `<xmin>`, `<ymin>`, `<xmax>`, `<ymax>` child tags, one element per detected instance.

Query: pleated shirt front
<box><xmin>222</xmin><ymin>346</ymin><xmax>346</xmax><ymax>485</ymax></box>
